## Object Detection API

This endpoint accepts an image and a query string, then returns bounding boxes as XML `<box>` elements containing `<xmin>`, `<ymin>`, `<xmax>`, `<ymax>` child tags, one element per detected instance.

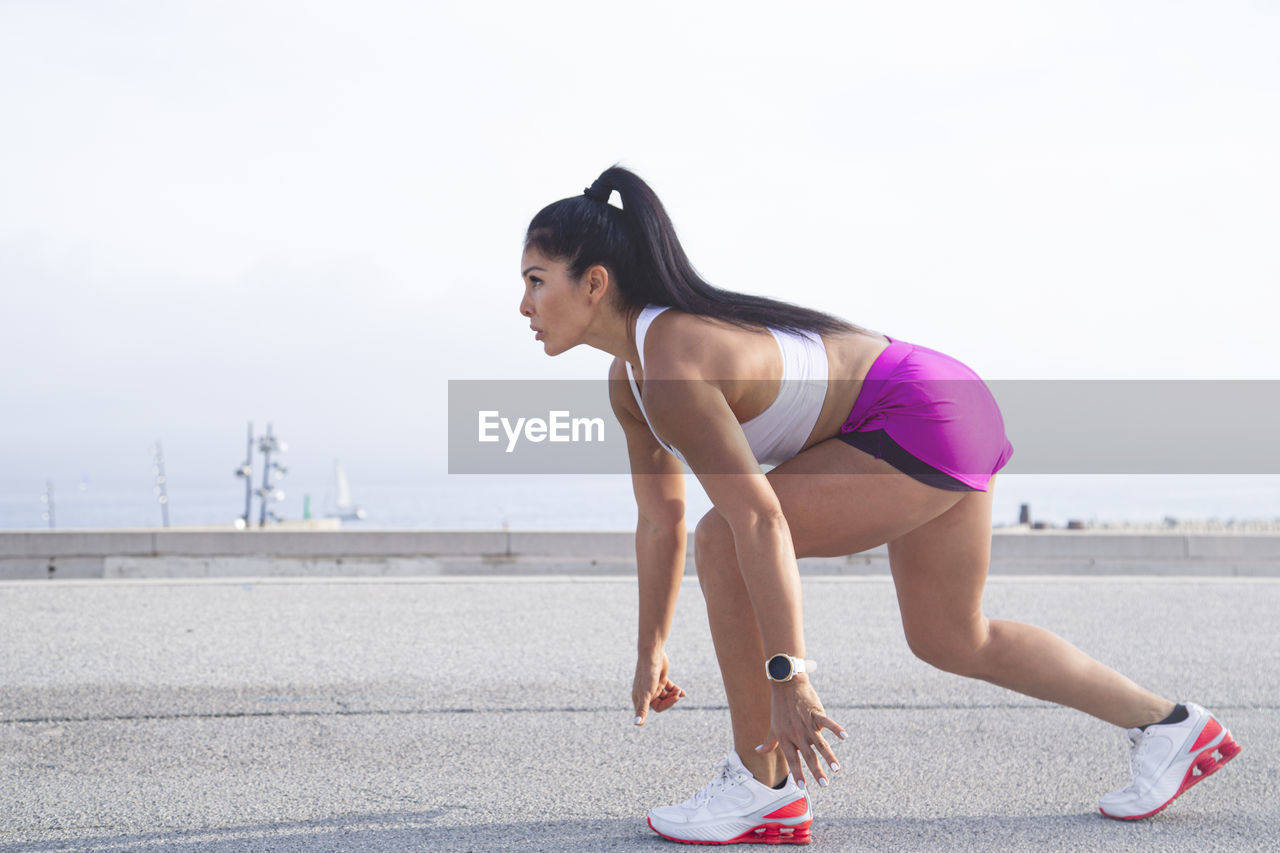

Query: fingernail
<box><xmin>633</xmin><ymin>716</ymin><xmax>643</xmax><ymax>726</ymax></box>
<box><xmin>832</xmin><ymin>762</ymin><xmax>841</xmax><ymax>773</ymax></box>
<box><xmin>838</xmin><ymin>731</ymin><xmax>849</xmax><ymax>740</ymax></box>
<box><xmin>754</xmin><ymin>744</ymin><xmax>765</xmax><ymax>752</ymax></box>
<box><xmin>818</xmin><ymin>777</ymin><xmax>828</xmax><ymax>788</ymax></box>
<box><xmin>797</xmin><ymin>779</ymin><xmax>806</xmax><ymax>789</ymax></box>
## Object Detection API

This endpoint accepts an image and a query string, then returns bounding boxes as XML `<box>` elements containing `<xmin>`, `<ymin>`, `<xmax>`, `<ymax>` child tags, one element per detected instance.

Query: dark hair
<box><xmin>524</xmin><ymin>166</ymin><xmax>861</xmax><ymax>336</ymax></box>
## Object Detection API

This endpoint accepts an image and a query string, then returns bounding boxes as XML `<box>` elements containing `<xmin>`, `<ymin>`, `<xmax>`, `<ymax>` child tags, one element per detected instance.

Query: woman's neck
<box><xmin>583</xmin><ymin>303</ymin><xmax>645</xmax><ymax>366</ymax></box>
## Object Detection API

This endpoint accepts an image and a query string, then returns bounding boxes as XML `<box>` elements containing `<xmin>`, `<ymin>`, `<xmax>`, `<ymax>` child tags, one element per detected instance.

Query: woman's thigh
<box><xmin>760</xmin><ymin>437</ymin><xmax>970</xmax><ymax>558</ymax></box>
<box><xmin>886</xmin><ymin>484</ymin><xmax>995</xmax><ymax>653</ymax></box>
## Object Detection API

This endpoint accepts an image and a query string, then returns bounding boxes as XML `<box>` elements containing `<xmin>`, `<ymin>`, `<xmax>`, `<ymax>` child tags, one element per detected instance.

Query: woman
<box><xmin>518</xmin><ymin>166</ymin><xmax>1240</xmax><ymax>845</ymax></box>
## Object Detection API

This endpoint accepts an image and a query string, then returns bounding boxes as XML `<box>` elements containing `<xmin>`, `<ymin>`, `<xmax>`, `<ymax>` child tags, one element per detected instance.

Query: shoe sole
<box><xmin>647</xmin><ymin>816</ymin><xmax>812</xmax><ymax>845</ymax></box>
<box><xmin>1099</xmin><ymin>728</ymin><xmax>1242</xmax><ymax>820</ymax></box>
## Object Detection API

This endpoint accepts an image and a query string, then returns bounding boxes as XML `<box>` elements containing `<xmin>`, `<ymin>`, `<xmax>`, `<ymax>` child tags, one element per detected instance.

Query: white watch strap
<box><xmin>768</xmin><ymin>654</ymin><xmax>818</xmax><ymax>680</ymax></box>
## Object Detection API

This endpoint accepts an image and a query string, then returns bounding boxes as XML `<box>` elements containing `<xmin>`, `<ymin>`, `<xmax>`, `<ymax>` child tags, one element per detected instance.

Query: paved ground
<box><xmin>1</xmin><ymin>575</ymin><xmax>1277</xmax><ymax>852</ymax></box>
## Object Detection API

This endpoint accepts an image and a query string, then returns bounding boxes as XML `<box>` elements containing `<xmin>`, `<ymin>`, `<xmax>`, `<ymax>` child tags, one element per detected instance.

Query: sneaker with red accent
<box><xmin>646</xmin><ymin>750</ymin><xmax>812</xmax><ymax>845</ymax></box>
<box><xmin>1099</xmin><ymin>702</ymin><xmax>1242</xmax><ymax>820</ymax></box>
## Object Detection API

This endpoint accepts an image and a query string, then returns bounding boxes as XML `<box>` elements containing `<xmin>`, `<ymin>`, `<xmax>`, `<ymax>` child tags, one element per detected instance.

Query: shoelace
<box><xmin>1125</xmin><ymin>729</ymin><xmax>1149</xmax><ymax>787</ymax></box>
<box><xmin>682</xmin><ymin>757</ymin><xmax>752</xmax><ymax>809</ymax></box>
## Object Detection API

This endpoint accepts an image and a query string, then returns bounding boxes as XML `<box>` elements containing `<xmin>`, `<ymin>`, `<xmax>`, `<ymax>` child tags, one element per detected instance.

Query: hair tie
<box><xmin>583</xmin><ymin>180</ymin><xmax>612</xmax><ymax>203</ymax></box>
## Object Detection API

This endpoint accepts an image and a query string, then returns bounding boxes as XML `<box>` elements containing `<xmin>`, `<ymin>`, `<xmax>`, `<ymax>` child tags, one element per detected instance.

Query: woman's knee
<box><xmin>903</xmin><ymin>618</ymin><xmax>991</xmax><ymax>677</ymax></box>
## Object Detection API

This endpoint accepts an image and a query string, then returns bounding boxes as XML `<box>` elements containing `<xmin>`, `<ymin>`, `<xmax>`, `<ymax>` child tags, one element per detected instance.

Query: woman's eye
<box><xmin>529</xmin><ymin>277</ymin><xmax>543</xmax><ymax>287</ymax></box>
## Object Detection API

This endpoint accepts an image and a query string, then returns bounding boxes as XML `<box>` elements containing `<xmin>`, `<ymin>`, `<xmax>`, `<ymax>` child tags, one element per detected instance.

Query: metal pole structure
<box><xmin>270</xmin><ymin>451</ymin><xmax>288</xmax><ymax>524</ymax></box>
<box><xmin>247</xmin><ymin>423</ymin><xmax>288</xmax><ymax>528</ymax></box>
<box><xmin>42</xmin><ymin>480</ymin><xmax>56</xmax><ymax>529</ymax></box>
<box><xmin>152</xmin><ymin>440</ymin><xmax>170</xmax><ymax>528</ymax></box>
<box><xmin>235</xmin><ymin>421</ymin><xmax>254</xmax><ymax>528</ymax></box>
<box><xmin>258</xmin><ymin>423</ymin><xmax>274</xmax><ymax>528</ymax></box>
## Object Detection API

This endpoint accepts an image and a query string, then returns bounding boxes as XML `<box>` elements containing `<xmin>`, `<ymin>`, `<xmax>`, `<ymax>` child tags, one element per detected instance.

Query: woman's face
<box><xmin>519</xmin><ymin>247</ymin><xmax>591</xmax><ymax>356</ymax></box>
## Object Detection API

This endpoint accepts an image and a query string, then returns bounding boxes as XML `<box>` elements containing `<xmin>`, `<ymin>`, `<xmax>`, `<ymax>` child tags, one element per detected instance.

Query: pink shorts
<box><xmin>839</xmin><ymin>338</ymin><xmax>1014</xmax><ymax>491</ymax></box>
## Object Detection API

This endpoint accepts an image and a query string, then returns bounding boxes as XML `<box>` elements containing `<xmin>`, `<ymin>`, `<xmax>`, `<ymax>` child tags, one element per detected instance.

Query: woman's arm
<box><xmin>643</xmin><ymin>376</ymin><xmax>804</xmax><ymax>661</ymax></box>
<box><xmin>635</xmin><ymin>513</ymin><xmax>686</xmax><ymax>665</ymax></box>
<box><xmin>640</xmin><ymin>340</ymin><xmax>845</xmax><ymax>785</ymax></box>
<box><xmin>610</xmin><ymin>358</ymin><xmax>688</xmax><ymax>724</ymax></box>
<box><xmin>632</xmin><ymin>512</ymin><xmax>687</xmax><ymax>723</ymax></box>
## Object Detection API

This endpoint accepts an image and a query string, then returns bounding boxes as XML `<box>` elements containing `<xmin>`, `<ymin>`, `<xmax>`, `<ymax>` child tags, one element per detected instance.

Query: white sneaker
<box><xmin>1099</xmin><ymin>702</ymin><xmax>1242</xmax><ymax>820</ymax></box>
<box><xmin>647</xmin><ymin>750</ymin><xmax>812</xmax><ymax>845</ymax></box>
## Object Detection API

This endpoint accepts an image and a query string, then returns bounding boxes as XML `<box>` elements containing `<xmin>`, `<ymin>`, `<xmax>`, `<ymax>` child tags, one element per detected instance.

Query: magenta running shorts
<box><xmin>839</xmin><ymin>337</ymin><xmax>1014</xmax><ymax>491</ymax></box>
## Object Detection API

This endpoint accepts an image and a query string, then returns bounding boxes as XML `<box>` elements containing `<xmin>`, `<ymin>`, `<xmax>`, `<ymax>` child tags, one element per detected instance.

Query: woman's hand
<box><xmin>756</xmin><ymin>677</ymin><xmax>847</xmax><ymax>787</ymax></box>
<box><xmin>632</xmin><ymin>651</ymin><xmax>686</xmax><ymax>726</ymax></box>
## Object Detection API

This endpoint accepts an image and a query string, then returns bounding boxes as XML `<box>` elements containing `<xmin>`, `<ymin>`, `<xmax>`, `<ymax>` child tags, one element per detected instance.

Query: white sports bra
<box><xmin>624</xmin><ymin>305</ymin><xmax>829</xmax><ymax>467</ymax></box>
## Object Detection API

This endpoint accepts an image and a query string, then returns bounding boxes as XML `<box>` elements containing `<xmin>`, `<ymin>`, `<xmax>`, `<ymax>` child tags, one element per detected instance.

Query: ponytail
<box><xmin>525</xmin><ymin>166</ymin><xmax>860</xmax><ymax>336</ymax></box>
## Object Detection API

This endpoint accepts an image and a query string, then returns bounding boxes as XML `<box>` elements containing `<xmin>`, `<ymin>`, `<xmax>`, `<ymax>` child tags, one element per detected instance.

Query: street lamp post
<box><xmin>255</xmin><ymin>423</ymin><xmax>288</xmax><ymax>528</ymax></box>
<box><xmin>234</xmin><ymin>422</ymin><xmax>254</xmax><ymax>528</ymax></box>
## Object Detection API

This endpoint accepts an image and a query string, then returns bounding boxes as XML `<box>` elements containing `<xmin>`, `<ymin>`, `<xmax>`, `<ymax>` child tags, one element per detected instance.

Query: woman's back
<box><xmin>621</xmin><ymin>307</ymin><xmax>891</xmax><ymax>462</ymax></box>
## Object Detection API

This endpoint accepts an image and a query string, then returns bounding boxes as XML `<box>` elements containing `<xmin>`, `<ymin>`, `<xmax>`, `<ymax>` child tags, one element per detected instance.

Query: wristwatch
<box><xmin>765</xmin><ymin>653</ymin><xmax>817</xmax><ymax>683</ymax></box>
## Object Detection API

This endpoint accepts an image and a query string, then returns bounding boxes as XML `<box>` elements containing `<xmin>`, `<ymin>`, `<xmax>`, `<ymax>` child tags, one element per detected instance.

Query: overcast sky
<box><xmin>1</xmin><ymin>1</ymin><xmax>1277</xmax><ymax>494</ymax></box>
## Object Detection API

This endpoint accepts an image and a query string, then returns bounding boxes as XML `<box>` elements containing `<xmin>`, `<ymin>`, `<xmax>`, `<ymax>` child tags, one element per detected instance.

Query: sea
<box><xmin>3</xmin><ymin>474</ymin><xmax>1278</xmax><ymax>531</ymax></box>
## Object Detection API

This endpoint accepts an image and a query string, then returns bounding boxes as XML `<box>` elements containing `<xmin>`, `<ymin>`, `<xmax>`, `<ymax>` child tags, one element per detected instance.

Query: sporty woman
<box><xmin>518</xmin><ymin>166</ymin><xmax>1240</xmax><ymax>845</ymax></box>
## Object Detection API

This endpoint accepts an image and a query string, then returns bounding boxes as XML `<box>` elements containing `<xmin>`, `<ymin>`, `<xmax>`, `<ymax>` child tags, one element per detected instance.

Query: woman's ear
<box><xmin>584</xmin><ymin>264</ymin><xmax>611</xmax><ymax>304</ymax></box>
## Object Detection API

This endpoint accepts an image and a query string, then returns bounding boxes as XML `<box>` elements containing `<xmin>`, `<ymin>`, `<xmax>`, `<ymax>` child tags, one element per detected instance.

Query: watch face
<box><xmin>767</xmin><ymin>655</ymin><xmax>792</xmax><ymax>681</ymax></box>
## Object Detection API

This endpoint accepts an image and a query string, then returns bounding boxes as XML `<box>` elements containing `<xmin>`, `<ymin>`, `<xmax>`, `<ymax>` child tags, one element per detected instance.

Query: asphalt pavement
<box><xmin>1</xmin><ymin>575</ymin><xmax>1277</xmax><ymax>852</ymax></box>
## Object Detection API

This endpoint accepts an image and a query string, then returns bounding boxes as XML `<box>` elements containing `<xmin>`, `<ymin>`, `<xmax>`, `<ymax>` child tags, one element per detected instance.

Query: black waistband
<box><xmin>837</xmin><ymin>429</ymin><xmax>975</xmax><ymax>492</ymax></box>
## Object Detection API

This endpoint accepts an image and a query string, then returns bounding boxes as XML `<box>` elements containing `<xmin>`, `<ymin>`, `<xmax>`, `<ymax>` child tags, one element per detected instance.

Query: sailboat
<box><xmin>330</xmin><ymin>460</ymin><xmax>367</xmax><ymax>521</ymax></box>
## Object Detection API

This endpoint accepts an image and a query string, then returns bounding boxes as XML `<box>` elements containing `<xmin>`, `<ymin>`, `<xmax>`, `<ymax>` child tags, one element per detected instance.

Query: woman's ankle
<box><xmin>738</xmin><ymin>745</ymin><xmax>788</xmax><ymax>787</ymax></box>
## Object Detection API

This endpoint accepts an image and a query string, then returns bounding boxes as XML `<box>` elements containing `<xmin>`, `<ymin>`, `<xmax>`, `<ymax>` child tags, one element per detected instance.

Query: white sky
<box><xmin>1</xmin><ymin>0</ymin><xmax>1277</xmax><ymax>491</ymax></box>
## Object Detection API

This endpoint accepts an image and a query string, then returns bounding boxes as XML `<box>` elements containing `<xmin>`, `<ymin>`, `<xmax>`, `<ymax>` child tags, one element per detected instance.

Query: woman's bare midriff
<box><xmin>796</xmin><ymin>328</ymin><xmax>890</xmax><ymax>453</ymax></box>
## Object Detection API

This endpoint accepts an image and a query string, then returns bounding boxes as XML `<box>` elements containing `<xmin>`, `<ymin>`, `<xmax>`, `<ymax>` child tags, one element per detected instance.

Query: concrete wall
<box><xmin>2</xmin><ymin>528</ymin><xmax>1279</xmax><ymax>579</ymax></box>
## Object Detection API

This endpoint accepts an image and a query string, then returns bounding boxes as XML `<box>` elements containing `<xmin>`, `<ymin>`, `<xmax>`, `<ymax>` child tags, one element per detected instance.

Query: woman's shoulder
<box><xmin>642</xmin><ymin>308</ymin><xmax>759</xmax><ymax>378</ymax></box>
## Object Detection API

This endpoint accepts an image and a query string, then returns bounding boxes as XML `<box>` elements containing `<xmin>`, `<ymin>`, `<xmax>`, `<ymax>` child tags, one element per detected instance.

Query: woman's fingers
<box><xmin>636</xmin><ymin>678</ymin><xmax>686</xmax><ymax>722</ymax></box>
<box><xmin>799</xmin><ymin>736</ymin><xmax>828</xmax><ymax>786</ymax></box>
<box><xmin>651</xmin><ymin>691</ymin><xmax>677</xmax><ymax>712</ymax></box>
<box><xmin>801</xmin><ymin>713</ymin><xmax>846</xmax><ymax>783</ymax></box>
<box><xmin>651</xmin><ymin>680</ymin><xmax>685</xmax><ymax>712</ymax></box>
<box><xmin>786</xmin><ymin>744</ymin><xmax>807</xmax><ymax>787</ymax></box>
<box><xmin>810</xmin><ymin>735</ymin><xmax>840</xmax><ymax>775</ymax></box>
<box><xmin>775</xmin><ymin>731</ymin><xmax>817</xmax><ymax>788</ymax></box>
<box><xmin>817</xmin><ymin>713</ymin><xmax>848</xmax><ymax>744</ymax></box>
<box><xmin>632</xmin><ymin>693</ymin><xmax>648</xmax><ymax>725</ymax></box>
<box><xmin>633</xmin><ymin>683</ymin><xmax>657</xmax><ymax>723</ymax></box>
<box><xmin>771</xmin><ymin>714</ymin><xmax>847</xmax><ymax>787</ymax></box>
<box><xmin>779</xmin><ymin>735</ymin><xmax>833</xmax><ymax>788</ymax></box>
<box><xmin>814</xmin><ymin>714</ymin><xmax>844</xmax><ymax>772</ymax></box>
<box><xmin>633</xmin><ymin>657</ymin><xmax>681</xmax><ymax>726</ymax></box>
